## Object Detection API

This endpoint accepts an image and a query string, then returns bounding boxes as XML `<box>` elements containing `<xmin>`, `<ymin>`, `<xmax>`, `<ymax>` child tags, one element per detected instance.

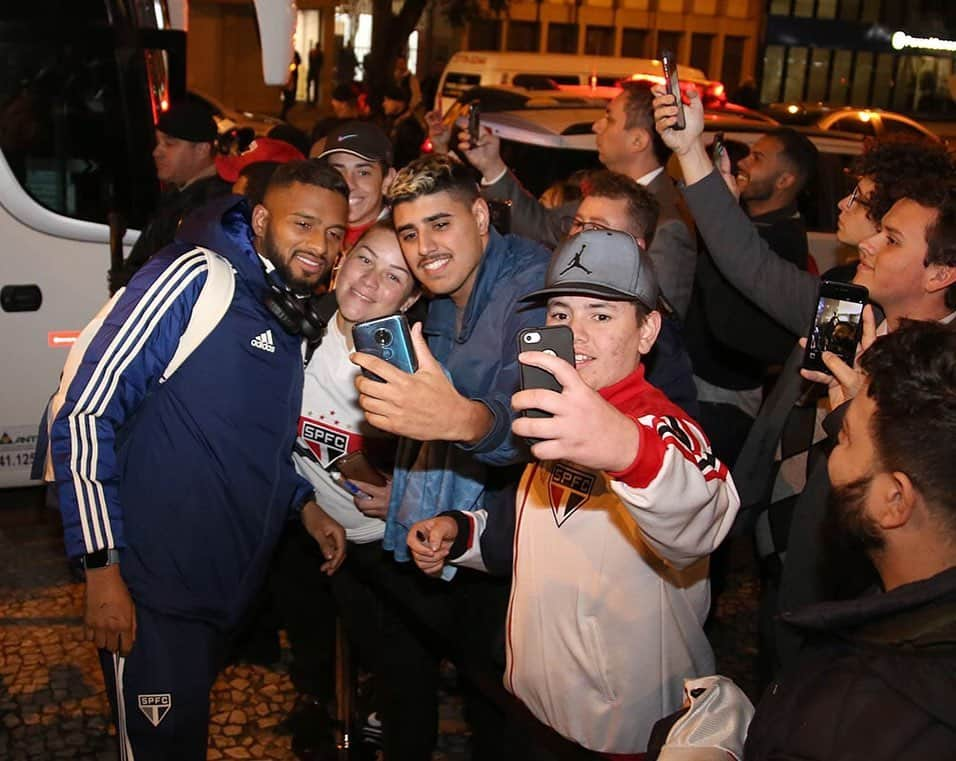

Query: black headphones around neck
<box><xmin>261</xmin><ymin>269</ymin><xmax>328</xmax><ymax>341</ymax></box>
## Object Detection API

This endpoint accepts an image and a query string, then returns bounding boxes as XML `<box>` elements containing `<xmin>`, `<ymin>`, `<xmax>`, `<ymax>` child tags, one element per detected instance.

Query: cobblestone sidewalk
<box><xmin>0</xmin><ymin>494</ymin><xmax>758</xmax><ymax>761</ymax></box>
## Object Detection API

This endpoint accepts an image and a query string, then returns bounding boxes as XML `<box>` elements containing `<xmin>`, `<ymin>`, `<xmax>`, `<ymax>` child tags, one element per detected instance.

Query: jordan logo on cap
<box><xmin>559</xmin><ymin>243</ymin><xmax>592</xmax><ymax>276</ymax></box>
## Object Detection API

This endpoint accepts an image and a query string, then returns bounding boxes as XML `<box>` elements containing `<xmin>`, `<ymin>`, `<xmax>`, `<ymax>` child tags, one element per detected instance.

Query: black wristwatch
<box><xmin>82</xmin><ymin>548</ymin><xmax>121</xmax><ymax>569</ymax></box>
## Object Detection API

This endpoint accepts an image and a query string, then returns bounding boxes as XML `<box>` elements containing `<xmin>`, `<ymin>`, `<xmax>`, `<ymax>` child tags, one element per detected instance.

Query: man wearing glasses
<box><xmin>559</xmin><ymin>170</ymin><xmax>699</xmax><ymax>417</ymax></box>
<box><xmin>653</xmin><ymin>84</ymin><xmax>956</xmax><ymax>676</ymax></box>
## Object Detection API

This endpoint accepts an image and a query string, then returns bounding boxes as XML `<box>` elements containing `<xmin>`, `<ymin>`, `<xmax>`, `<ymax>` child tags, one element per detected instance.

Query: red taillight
<box><xmin>709</xmin><ymin>83</ymin><xmax>725</xmax><ymax>98</ymax></box>
<box><xmin>160</xmin><ymin>98</ymin><xmax>169</xmax><ymax>111</ymax></box>
<box><xmin>421</xmin><ymin>137</ymin><xmax>433</xmax><ymax>154</ymax></box>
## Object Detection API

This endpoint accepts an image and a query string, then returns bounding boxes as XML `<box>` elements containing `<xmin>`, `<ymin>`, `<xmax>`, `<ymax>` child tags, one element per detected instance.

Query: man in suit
<box><xmin>455</xmin><ymin>81</ymin><xmax>698</xmax><ymax>318</ymax></box>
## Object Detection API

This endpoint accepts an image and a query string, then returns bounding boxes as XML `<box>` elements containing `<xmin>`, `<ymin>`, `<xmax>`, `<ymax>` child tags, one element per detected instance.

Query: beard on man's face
<box><xmin>261</xmin><ymin>225</ymin><xmax>322</xmax><ymax>296</ymax></box>
<box><xmin>823</xmin><ymin>474</ymin><xmax>885</xmax><ymax>557</ymax></box>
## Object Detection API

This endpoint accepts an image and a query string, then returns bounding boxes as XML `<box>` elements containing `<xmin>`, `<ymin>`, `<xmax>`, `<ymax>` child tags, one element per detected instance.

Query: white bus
<box><xmin>0</xmin><ymin>0</ymin><xmax>293</xmax><ymax>487</ymax></box>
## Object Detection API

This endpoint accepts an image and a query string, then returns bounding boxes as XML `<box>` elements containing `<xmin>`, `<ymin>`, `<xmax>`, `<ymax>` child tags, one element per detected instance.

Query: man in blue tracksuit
<box><xmin>50</xmin><ymin>161</ymin><xmax>350</xmax><ymax>760</ymax></box>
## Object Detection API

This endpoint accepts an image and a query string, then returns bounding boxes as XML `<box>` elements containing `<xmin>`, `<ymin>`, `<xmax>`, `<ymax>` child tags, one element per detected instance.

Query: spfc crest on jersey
<box><xmin>548</xmin><ymin>462</ymin><xmax>595</xmax><ymax>527</ymax></box>
<box><xmin>299</xmin><ymin>417</ymin><xmax>353</xmax><ymax>466</ymax></box>
<box><xmin>138</xmin><ymin>694</ymin><xmax>171</xmax><ymax>727</ymax></box>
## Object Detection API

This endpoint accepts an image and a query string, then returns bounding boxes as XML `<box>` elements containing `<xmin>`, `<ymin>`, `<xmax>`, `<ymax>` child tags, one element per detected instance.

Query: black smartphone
<box><xmin>352</xmin><ymin>313</ymin><xmax>418</xmax><ymax>382</ymax></box>
<box><xmin>660</xmin><ymin>50</ymin><xmax>685</xmax><ymax>131</ymax></box>
<box><xmin>712</xmin><ymin>132</ymin><xmax>725</xmax><ymax>171</ymax></box>
<box><xmin>802</xmin><ymin>281</ymin><xmax>868</xmax><ymax>374</ymax></box>
<box><xmin>517</xmin><ymin>326</ymin><xmax>576</xmax><ymax>435</ymax></box>
<box><xmin>488</xmin><ymin>199</ymin><xmax>512</xmax><ymax>234</ymax></box>
<box><xmin>468</xmin><ymin>102</ymin><xmax>481</xmax><ymax>148</ymax></box>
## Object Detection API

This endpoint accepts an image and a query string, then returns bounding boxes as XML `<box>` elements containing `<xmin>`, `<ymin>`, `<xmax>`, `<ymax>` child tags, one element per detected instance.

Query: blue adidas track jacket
<box><xmin>50</xmin><ymin>195</ymin><xmax>313</xmax><ymax>629</ymax></box>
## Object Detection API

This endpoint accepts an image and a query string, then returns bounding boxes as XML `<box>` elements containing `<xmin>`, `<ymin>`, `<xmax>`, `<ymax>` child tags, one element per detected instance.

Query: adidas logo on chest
<box><xmin>251</xmin><ymin>329</ymin><xmax>276</xmax><ymax>353</ymax></box>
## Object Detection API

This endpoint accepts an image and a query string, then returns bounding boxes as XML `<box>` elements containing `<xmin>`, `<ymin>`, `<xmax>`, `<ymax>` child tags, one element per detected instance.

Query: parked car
<box><xmin>471</xmin><ymin>106</ymin><xmax>864</xmax><ymax>274</ymax></box>
<box><xmin>435</xmin><ymin>51</ymin><xmax>711</xmax><ymax>114</ymax></box>
<box><xmin>763</xmin><ymin>103</ymin><xmax>940</xmax><ymax>143</ymax></box>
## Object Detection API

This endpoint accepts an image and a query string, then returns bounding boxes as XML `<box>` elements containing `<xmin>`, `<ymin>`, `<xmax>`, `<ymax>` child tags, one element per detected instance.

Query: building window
<box><xmin>585</xmin><ymin>26</ymin><xmax>614</xmax><ymax>56</ymax></box>
<box><xmin>768</xmin><ymin>0</ymin><xmax>791</xmax><ymax>13</ymax></box>
<box><xmin>850</xmin><ymin>51</ymin><xmax>874</xmax><ymax>106</ymax></box>
<box><xmin>761</xmin><ymin>45</ymin><xmax>785</xmax><ymax>103</ymax></box>
<box><xmin>721</xmin><ymin>36</ymin><xmax>746</xmax><ymax>90</ymax></box>
<box><xmin>860</xmin><ymin>0</ymin><xmax>880</xmax><ymax>22</ymax></box>
<box><xmin>871</xmin><ymin>53</ymin><xmax>894</xmax><ymax>109</ymax></box>
<box><xmin>658</xmin><ymin>31</ymin><xmax>682</xmax><ymax>57</ymax></box>
<box><xmin>468</xmin><ymin>19</ymin><xmax>502</xmax><ymax>51</ymax></box>
<box><xmin>838</xmin><ymin>0</ymin><xmax>861</xmax><ymax>21</ymax></box>
<box><xmin>548</xmin><ymin>23</ymin><xmax>577</xmax><ymax>54</ymax></box>
<box><xmin>690</xmin><ymin>34</ymin><xmax>713</xmax><ymax>77</ymax></box>
<box><xmin>507</xmin><ymin>21</ymin><xmax>539</xmax><ymax>52</ymax></box>
<box><xmin>829</xmin><ymin>49</ymin><xmax>852</xmax><ymax>105</ymax></box>
<box><xmin>806</xmin><ymin>47</ymin><xmax>831</xmax><ymax>102</ymax></box>
<box><xmin>783</xmin><ymin>47</ymin><xmax>808</xmax><ymax>102</ymax></box>
<box><xmin>792</xmin><ymin>0</ymin><xmax>814</xmax><ymax>17</ymax></box>
<box><xmin>816</xmin><ymin>0</ymin><xmax>837</xmax><ymax>19</ymax></box>
<box><xmin>621</xmin><ymin>28</ymin><xmax>647</xmax><ymax>58</ymax></box>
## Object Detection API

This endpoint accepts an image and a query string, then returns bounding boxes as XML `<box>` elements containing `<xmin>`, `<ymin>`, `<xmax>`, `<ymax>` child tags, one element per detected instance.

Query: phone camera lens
<box><xmin>374</xmin><ymin>328</ymin><xmax>392</xmax><ymax>347</ymax></box>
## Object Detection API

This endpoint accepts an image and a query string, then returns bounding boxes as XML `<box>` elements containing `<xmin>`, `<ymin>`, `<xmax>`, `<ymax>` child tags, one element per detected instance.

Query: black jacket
<box><xmin>686</xmin><ymin>203</ymin><xmax>809</xmax><ymax>391</ymax></box>
<box><xmin>745</xmin><ymin>566</ymin><xmax>956</xmax><ymax>761</ymax></box>
<box><xmin>112</xmin><ymin>173</ymin><xmax>232</xmax><ymax>291</ymax></box>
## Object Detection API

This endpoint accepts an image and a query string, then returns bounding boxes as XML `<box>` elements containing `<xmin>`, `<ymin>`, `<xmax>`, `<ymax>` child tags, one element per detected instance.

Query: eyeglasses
<box><xmin>846</xmin><ymin>184</ymin><xmax>862</xmax><ymax>209</ymax></box>
<box><xmin>561</xmin><ymin>216</ymin><xmax>612</xmax><ymax>236</ymax></box>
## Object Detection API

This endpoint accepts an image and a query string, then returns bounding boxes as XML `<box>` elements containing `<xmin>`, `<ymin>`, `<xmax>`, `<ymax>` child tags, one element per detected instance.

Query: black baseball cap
<box><xmin>318</xmin><ymin>121</ymin><xmax>393</xmax><ymax>167</ymax></box>
<box><xmin>156</xmin><ymin>101</ymin><xmax>218</xmax><ymax>143</ymax></box>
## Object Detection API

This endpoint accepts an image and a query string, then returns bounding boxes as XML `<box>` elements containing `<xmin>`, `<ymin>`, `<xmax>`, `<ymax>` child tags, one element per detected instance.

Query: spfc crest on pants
<box><xmin>138</xmin><ymin>694</ymin><xmax>171</xmax><ymax>727</ymax></box>
<box><xmin>548</xmin><ymin>462</ymin><xmax>595</xmax><ymax>526</ymax></box>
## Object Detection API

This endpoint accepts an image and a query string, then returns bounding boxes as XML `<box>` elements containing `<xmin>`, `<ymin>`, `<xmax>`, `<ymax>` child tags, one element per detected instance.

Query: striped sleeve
<box><xmin>608</xmin><ymin>413</ymin><xmax>740</xmax><ymax>570</ymax></box>
<box><xmin>50</xmin><ymin>248</ymin><xmax>209</xmax><ymax>559</ymax></box>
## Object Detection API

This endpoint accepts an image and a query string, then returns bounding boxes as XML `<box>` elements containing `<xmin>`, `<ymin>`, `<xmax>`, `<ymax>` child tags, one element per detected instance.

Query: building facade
<box><xmin>761</xmin><ymin>0</ymin><xmax>956</xmax><ymax>116</ymax></box>
<box><xmin>463</xmin><ymin>0</ymin><xmax>764</xmax><ymax>91</ymax></box>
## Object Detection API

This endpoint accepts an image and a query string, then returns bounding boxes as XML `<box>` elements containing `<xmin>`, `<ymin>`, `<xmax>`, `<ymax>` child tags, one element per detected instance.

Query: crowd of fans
<box><xmin>41</xmin><ymin>73</ymin><xmax>956</xmax><ymax>761</ymax></box>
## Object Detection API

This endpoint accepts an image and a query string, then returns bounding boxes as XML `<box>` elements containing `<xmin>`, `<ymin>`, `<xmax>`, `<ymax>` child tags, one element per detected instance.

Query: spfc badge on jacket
<box><xmin>548</xmin><ymin>462</ymin><xmax>595</xmax><ymax>526</ymax></box>
<box><xmin>138</xmin><ymin>693</ymin><xmax>171</xmax><ymax>727</ymax></box>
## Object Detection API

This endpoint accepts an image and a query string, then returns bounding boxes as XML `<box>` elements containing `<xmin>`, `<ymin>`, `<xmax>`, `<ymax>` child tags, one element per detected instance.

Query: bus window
<box><xmin>0</xmin><ymin>31</ymin><xmax>160</xmax><ymax>230</ymax></box>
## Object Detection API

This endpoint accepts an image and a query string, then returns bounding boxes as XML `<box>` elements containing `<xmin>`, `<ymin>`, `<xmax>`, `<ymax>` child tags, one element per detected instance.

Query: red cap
<box><xmin>215</xmin><ymin>138</ymin><xmax>305</xmax><ymax>183</ymax></box>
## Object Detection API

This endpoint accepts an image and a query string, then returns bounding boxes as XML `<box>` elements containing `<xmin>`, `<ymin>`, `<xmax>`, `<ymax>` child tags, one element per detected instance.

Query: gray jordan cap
<box><xmin>521</xmin><ymin>229</ymin><xmax>660</xmax><ymax>311</ymax></box>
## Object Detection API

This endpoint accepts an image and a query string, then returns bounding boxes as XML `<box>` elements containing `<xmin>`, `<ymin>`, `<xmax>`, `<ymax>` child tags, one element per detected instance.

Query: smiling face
<box><xmin>334</xmin><ymin>225</ymin><xmax>418</xmax><ymax>328</ymax></box>
<box><xmin>392</xmin><ymin>190</ymin><xmax>489</xmax><ymax>309</ymax></box>
<box><xmin>853</xmin><ymin>198</ymin><xmax>941</xmax><ymax>317</ymax></box>
<box><xmin>252</xmin><ymin>181</ymin><xmax>349</xmax><ymax>294</ymax></box>
<box><xmin>326</xmin><ymin>152</ymin><xmax>395</xmax><ymax>227</ymax></box>
<box><xmin>737</xmin><ymin>135</ymin><xmax>786</xmax><ymax>203</ymax></box>
<box><xmin>545</xmin><ymin>295</ymin><xmax>661</xmax><ymax>390</ymax></box>
<box><xmin>836</xmin><ymin>176</ymin><xmax>878</xmax><ymax>247</ymax></box>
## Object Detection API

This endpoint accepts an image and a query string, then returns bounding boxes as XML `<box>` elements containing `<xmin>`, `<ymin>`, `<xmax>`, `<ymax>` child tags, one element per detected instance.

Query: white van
<box><xmin>436</xmin><ymin>51</ymin><xmax>708</xmax><ymax>113</ymax></box>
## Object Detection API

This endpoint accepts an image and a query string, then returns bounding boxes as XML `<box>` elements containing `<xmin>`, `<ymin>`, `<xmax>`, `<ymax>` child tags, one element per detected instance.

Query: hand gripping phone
<box><xmin>660</xmin><ymin>50</ymin><xmax>685</xmax><ymax>131</ymax></box>
<box><xmin>802</xmin><ymin>281</ymin><xmax>868</xmax><ymax>374</ymax></box>
<box><xmin>352</xmin><ymin>313</ymin><xmax>418</xmax><ymax>382</ymax></box>
<box><xmin>517</xmin><ymin>326</ymin><xmax>575</xmax><ymax>437</ymax></box>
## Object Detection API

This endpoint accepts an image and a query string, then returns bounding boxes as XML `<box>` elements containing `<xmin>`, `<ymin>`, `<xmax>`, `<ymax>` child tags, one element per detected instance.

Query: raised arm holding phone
<box><xmin>407</xmin><ymin>230</ymin><xmax>739</xmax><ymax>755</ymax></box>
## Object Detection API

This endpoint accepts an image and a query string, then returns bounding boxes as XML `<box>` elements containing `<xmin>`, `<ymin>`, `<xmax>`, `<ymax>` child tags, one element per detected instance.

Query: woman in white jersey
<box><xmin>288</xmin><ymin>220</ymin><xmax>445</xmax><ymax>761</ymax></box>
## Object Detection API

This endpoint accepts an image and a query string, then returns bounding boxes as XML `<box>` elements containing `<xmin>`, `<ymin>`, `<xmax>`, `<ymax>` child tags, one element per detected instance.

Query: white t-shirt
<box><xmin>294</xmin><ymin>315</ymin><xmax>389</xmax><ymax>544</ymax></box>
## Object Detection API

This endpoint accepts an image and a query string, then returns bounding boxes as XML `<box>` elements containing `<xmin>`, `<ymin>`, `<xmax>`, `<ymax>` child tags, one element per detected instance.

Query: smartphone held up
<box><xmin>352</xmin><ymin>313</ymin><xmax>418</xmax><ymax>382</ymax></box>
<box><xmin>660</xmin><ymin>50</ymin><xmax>685</xmax><ymax>131</ymax></box>
<box><xmin>802</xmin><ymin>281</ymin><xmax>868</xmax><ymax>374</ymax></box>
<box><xmin>517</xmin><ymin>326</ymin><xmax>575</xmax><ymax>442</ymax></box>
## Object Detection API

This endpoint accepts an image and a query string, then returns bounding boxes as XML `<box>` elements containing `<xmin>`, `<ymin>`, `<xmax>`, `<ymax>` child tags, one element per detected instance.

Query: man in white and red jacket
<box><xmin>408</xmin><ymin>229</ymin><xmax>740</xmax><ymax>755</ymax></box>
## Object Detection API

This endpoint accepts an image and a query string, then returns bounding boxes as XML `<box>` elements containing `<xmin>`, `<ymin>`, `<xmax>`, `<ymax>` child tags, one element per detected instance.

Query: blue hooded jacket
<box><xmin>384</xmin><ymin>228</ymin><xmax>549</xmax><ymax>560</ymax></box>
<box><xmin>51</xmin><ymin>195</ymin><xmax>314</xmax><ymax>630</ymax></box>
